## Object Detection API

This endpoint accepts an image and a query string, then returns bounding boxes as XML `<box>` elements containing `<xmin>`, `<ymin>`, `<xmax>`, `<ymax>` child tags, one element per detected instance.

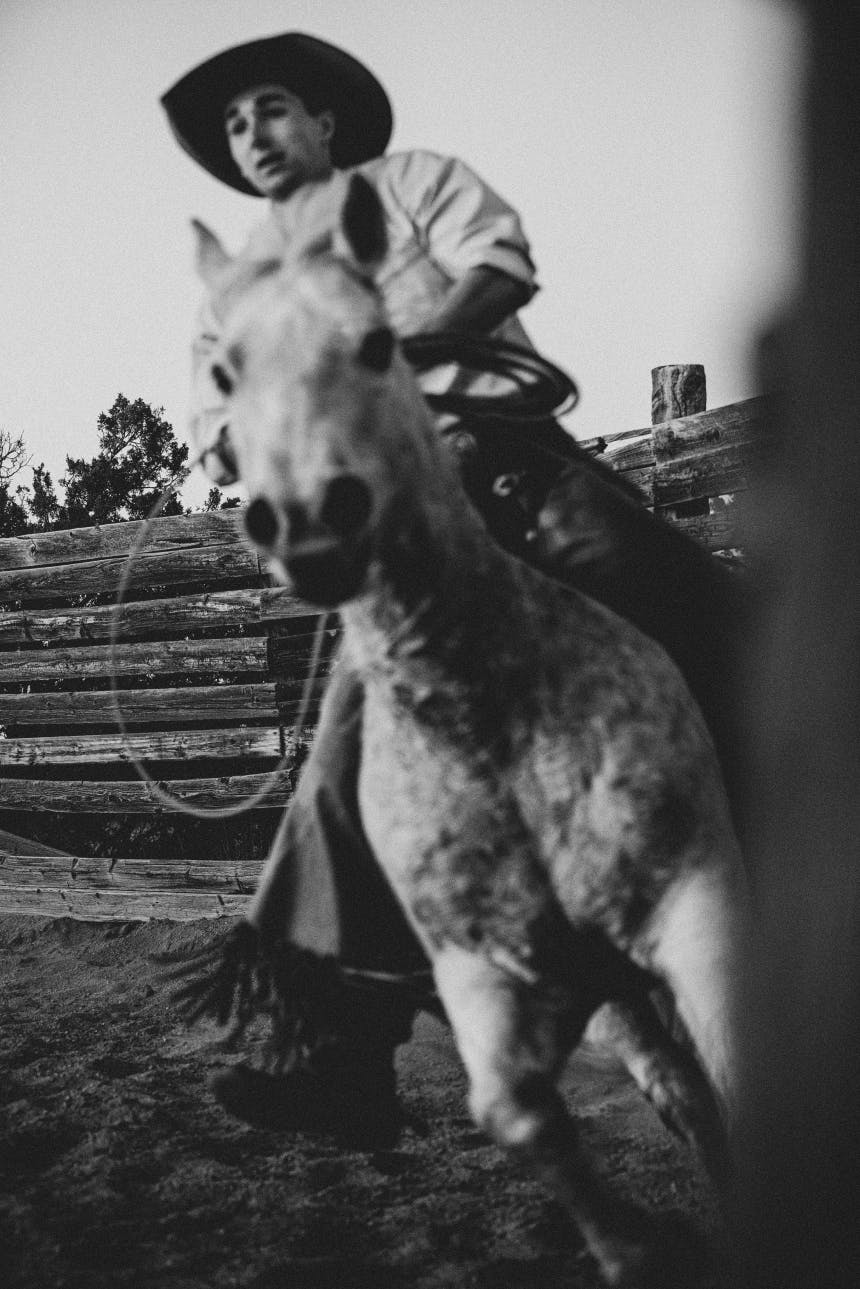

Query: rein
<box><xmin>109</xmin><ymin>335</ymin><xmax>577</xmax><ymax>819</ymax></box>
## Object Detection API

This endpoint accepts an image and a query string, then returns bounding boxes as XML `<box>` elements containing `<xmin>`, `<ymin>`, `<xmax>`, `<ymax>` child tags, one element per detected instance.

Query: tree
<box><xmin>60</xmin><ymin>395</ymin><xmax>189</xmax><ymax>527</ymax></box>
<box><xmin>0</xmin><ymin>427</ymin><xmax>30</xmax><ymax>488</ymax></box>
<box><xmin>0</xmin><ymin>484</ymin><xmax>29</xmax><ymax>537</ymax></box>
<box><xmin>28</xmin><ymin>464</ymin><xmax>61</xmax><ymax>530</ymax></box>
<box><xmin>0</xmin><ymin>400</ymin><xmax>192</xmax><ymax>536</ymax></box>
<box><xmin>204</xmin><ymin>486</ymin><xmax>241</xmax><ymax>512</ymax></box>
<box><xmin>0</xmin><ymin>427</ymin><xmax>31</xmax><ymax>537</ymax></box>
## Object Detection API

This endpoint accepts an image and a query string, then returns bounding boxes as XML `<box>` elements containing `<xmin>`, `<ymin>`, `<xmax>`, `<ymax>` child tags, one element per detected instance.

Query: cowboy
<box><xmin>161</xmin><ymin>33</ymin><xmax>750</xmax><ymax>1146</ymax></box>
<box><xmin>163</xmin><ymin>34</ymin><xmax>577</xmax><ymax>487</ymax></box>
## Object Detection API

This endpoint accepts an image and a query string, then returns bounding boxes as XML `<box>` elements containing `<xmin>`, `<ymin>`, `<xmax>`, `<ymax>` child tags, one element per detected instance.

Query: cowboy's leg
<box><xmin>532</xmin><ymin>445</ymin><xmax>750</xmax><ymax>671</ymax></box>
<box><xmin>210</xmin><ymin>655</ymin><xmax>427</xmax><ymax>1144</ymax></box>
<box><xmin>459</xmin><ymin>415</ymin><xmax>750</xmax><ymax>660</ymax></box>
<box><xmin>248</xmin><ymin>653</ymin><xmax>424</xmax><ymax>972</ymax></box>
<box><xmin>458</xmin><ymin>420</ymin><xmax>751</xmax><ymax>833</ymax></box>
<box><xmin>244</xmin><ymin>667</ymin><xmax>350</xmax><ymax>954</ymax></box>
<box><xmin>531</xmin><ymin>447</ymin><xmax>752</xmax><ymax>832</ymax></box>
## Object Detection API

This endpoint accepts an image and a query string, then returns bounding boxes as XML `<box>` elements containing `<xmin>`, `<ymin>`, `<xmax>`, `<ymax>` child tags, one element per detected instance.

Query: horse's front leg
<box><xmin>432</xmin><ymin>945</ymin><xmax>700</xmax><ymax>1289</ymax></box>
<box><xmin>586</xmin><ymin>994</ymin><xmax>731</xmax><ymax>1189</ymax></box>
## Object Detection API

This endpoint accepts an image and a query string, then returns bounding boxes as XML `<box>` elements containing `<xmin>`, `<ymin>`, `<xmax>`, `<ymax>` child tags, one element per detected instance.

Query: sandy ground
<box><xmin>0</xmin><ymin>916</ymin><xmax>722</xmax><ymax>1289</ymax></box>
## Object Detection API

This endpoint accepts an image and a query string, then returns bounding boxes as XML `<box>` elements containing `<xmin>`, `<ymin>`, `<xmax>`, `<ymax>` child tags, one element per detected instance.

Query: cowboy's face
<box><xmin>225</xmin><ymin>84</ymin><xmax>334</xmax><ymax>199</ymax></box>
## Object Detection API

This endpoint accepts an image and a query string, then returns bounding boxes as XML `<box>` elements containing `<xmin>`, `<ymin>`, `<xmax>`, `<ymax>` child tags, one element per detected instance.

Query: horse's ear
<box><xmin>192</xmin><ymin>219</ymin><xmax>233</xmax><ymax>289</ymax></box>
<box><xmin>339</xmin><ymin>174</ymin><xmax>387</xmax><ymax>267</ymax></box>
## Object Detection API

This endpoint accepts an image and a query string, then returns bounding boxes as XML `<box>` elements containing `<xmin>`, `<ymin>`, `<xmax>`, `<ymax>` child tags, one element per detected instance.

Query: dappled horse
<box><xmin>192</xmin><ymin>178</ymin><xmax>747</xmax><ymax>1288</ymax></box>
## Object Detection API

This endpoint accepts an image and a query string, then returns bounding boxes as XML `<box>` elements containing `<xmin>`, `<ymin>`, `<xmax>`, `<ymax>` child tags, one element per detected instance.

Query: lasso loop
<box><xmin>108</xmin><ymin>457</ymin><xmax>330</xmax><ymax>820</ymax></box>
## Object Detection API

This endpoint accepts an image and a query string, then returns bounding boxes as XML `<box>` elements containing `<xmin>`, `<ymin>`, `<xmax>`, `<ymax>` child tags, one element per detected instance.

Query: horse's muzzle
<box><xmin>284</xmin><ymin>537</ymin><xmax>371</xmax><ymax>606</ymax></box>
<box><xmin>244</xmin><ymin>486</ymin><xmax>373</xmax><ymax>606</ymax></box>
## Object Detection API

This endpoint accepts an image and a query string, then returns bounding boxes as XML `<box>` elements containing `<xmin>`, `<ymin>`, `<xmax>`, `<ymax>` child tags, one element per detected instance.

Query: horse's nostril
<box><xmin>245</xmin><ymin>497</ymin><xmax>279</xmax><ymax>548</ymax></box>
<box><xmin>320</xmin><ymin>475</ymin><xmax>372</xmax><ymax>538</ymax></box>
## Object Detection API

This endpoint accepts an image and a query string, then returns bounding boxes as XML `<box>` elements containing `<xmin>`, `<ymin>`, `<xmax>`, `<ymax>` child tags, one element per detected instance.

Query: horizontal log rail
<box><xmin>0</xmin><ymin>586</ymin><xmax>318</xmax><ymax>647</ymax></box>
<box><xmin>0</xmin><ymin>770</ymin><xmax>294</xmax><ymax>813</ymax></box>
<box><xmin>0</xmin><ymin>884</ymin><xmax>250</xmax><ymax>920</ymax></box>
<box><xmin>0</xmin><ymin>685</ymin><xmax>325</xmax><ymax>736</ymax></box>
<box><xmin>0</xmin><ymin>851</ymin><xmax>263</xmax><ymax>891</ymax></box>
<box><xmin>651</xmin><ymin>395</ymin><xmax>772</xmax><ymax>457</ymax></box>
<box><xmin>596</xmin><ymin>394</ymin><xmax>774</xmax><ymax>510</ymax></box>
<box><xmin>0</xmin><ymin>509</ymin><xmax>244</xmax><ymax>571</ymax></box>
<box><xmin>0</xmin><ymin>630</ymin><xmax>334</xmax><ymax>689</ymax></box>
<box><xmin>0</xmin><ymin>635</ymin><xmax>271</xmax><ymax>684</ymax></box>
<box><xmin>654</xmin><ymin>441</ymin><xmax>756</xmax><ymax>509</ymax></box>
<box><xmin>0</xmin><ymin>682</ymin><xmax>283</xmax><ymax>731</ymax></box>
<box><xmin>0</xmin><ymin>726</ymin><xmax>303</xmax><ymax>767</ymax></box>
<box><xmin>0</xmin><ymin>543</ymin><xmax>262</xmax><ymax>604</ymax></box>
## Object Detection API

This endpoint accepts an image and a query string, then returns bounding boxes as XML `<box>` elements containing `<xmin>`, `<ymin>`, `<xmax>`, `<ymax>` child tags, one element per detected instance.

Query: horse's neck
<box><xmin>339</xmin><ymin>363</ymin><xmax>540</xmax><ymax>683</ymax></box>
<box><xmin>342</xmin><ymin>460</ymin><xmax>531</xmax><ymax>682</ymax></box>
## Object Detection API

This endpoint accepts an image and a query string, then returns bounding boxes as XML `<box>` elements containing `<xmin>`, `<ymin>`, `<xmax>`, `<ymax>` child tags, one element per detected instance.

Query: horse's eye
<box><xmin>211</xmin><ymin>363</ymin><xmax>233</xmax><ymax>396</ymax></box>
<box><xmin>356</xmin><ymin>326</ymin><xmax>395</xmax><ymax>373</ymax></box>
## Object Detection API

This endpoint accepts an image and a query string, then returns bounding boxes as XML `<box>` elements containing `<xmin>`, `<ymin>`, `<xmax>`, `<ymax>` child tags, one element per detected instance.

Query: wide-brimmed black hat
<box><xmin>161</xmin><ymin>32</ymin><xmax>393</xmax><ymax>196</ymax></box>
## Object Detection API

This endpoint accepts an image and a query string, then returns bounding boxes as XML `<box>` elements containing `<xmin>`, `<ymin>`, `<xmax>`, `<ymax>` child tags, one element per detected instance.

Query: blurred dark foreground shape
<box><xmin>731</xmin><ymin>3</ymin><xmax>860</xmax><ymax>1285</ymax></box>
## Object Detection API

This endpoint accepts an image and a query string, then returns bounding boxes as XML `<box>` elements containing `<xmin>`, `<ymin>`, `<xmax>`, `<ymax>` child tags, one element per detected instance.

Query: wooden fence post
<box><xmin>651</xmin><ymin>363</ymin><xmax>707</xmax><ymax>424</ymax></box>
<box><xmin>651</xmin><ymin>364</ymin><xmax>709</xmax><ymax>515</ymax></box>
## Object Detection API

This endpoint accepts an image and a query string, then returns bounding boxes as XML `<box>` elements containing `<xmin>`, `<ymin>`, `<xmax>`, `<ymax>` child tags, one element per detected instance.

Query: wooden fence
<box><xmin>0</xmin><ymin>374</ymin><xmax>772</xmax><ymax>921</ymax></box>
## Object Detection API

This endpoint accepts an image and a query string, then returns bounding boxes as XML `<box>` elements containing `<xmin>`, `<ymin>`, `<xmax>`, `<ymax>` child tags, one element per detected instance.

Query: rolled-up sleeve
<box><xmin>387</xmin><ymin>150</ymin><xmax>539</xmax><ymax>293</ymax></box>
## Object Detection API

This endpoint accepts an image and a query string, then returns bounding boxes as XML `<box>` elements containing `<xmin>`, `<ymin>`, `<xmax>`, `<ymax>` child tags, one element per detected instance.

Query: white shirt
<box><xmin>190</xmin><ymin>149</ymin><xmax>540</xmax><ymax>483</ymax></box>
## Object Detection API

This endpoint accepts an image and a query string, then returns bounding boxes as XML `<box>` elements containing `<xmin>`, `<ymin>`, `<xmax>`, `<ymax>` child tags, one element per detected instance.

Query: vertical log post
<box><xmin>651</xmin><ymin>363</ymin><xmax>707</xmax><ymax>423</ymax></box>
<box><xmin>651</xmin><ymin>364</ymin><xmax>709</xmax><ymax>516</ymax></box>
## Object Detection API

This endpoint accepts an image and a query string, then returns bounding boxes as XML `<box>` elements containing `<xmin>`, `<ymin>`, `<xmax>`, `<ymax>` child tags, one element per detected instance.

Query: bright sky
<box><xmin>2</xmin><ymin>0</ymin><xmax>804</xmax><ymax>510</ymax></box>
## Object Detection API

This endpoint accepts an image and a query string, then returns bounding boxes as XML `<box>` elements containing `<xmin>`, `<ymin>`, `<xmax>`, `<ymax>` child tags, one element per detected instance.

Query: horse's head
<box><xmin>194</xmin><ymin>175</ymin><xmax>438</xmax><ymax>606</ymax></box>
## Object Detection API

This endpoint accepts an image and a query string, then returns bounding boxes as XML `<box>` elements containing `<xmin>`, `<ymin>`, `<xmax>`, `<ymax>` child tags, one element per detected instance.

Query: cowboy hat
<box><xmin>161</xmin><ymin>32</ymin><xmax>393</xmax><ymax>196</ymax></box>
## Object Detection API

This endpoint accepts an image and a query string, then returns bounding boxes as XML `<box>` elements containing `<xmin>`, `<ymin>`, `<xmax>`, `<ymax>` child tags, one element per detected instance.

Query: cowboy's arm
<box><xmin>414</xmin><ymin>264</ymin><xmax>533</xmax><ymax>336</ymax></box>
<box><xmin>389</xmin><ymin>151</ymin><xmax>539</xmax><ymax>331</ymax></box>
